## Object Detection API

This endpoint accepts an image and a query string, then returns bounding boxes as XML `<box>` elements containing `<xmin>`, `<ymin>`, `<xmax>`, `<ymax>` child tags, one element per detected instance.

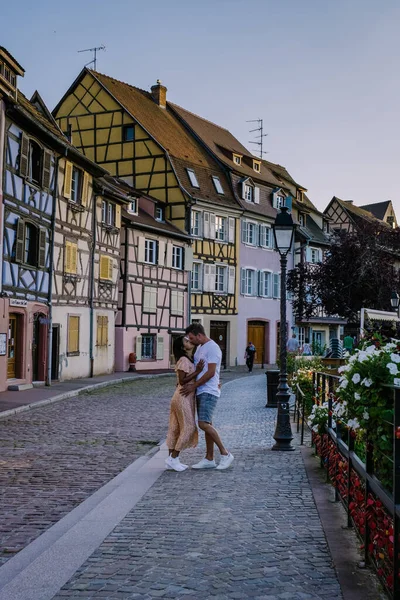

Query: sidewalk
<box><xmin>0</xmin><ymin>373</ymin><xmax>382</xmax><ymax>600</ymax></box>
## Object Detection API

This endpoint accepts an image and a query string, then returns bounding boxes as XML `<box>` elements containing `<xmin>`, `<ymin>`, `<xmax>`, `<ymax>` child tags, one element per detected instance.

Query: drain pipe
<box><xmin>89</xmin><ymin>193</ymin><xmax>97</xmax><ymax>378</ymax></box>
<box><xmin>46</xmin><ymin>154</ymin><xmax>60</xmax><ymax>386</ymax></box>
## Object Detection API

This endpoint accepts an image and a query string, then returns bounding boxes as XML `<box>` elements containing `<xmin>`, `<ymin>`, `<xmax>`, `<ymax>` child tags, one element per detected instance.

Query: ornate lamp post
<box><xmin>391</xmin><ymin>291</ymin><xmax>400</xmax><ymax>315</ymax></box>
<box><xmin>272</xmin><ymin>206</ymin><xmax>296</xmax><ymax>451</ymax></box>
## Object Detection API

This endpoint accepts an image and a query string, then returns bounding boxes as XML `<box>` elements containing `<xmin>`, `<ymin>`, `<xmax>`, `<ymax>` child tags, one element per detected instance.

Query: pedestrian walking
<box><xmin>182</xmin><ymin>323</ymin><xmax>234</xmax><ymax>470</ymax></box>
<box><xmin>165</xmin><ymin>335</ymin><xmax>204</xmax><ymax>472</ymax></box>
<box><xmin>244</xmin><ymin>341</ymin><xmax>257</xmax><ymax>372</ymax></box>
<box><xmin>287</xmin><ymin>333</ymin><xmax>299</xmax><ymax>354</ymax></box>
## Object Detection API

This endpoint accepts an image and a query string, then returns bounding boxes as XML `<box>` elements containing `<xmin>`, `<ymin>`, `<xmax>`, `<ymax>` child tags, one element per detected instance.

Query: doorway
<box><xmin>7</xmin><ymin>314</ymin><xmax>18</xmax><ymax>379</ymax></box>
<box><xmin>210</xmin><ymin>321</ymin><xmax>227</xmax><ymax>368</ymax></box>
<box><xmin>247</xmin><ymin>321</ymin><xmax>268</xmax><ymax>365</ymax></box>
<box><xmin>32</xmin><ymin>313</ymin><xmax>46</xmax><ymax>382</ymax></box>
<box><xmin>51</xmin><ymin>324</ymin><xmax>60</xmax><ymax>380</ymax></box>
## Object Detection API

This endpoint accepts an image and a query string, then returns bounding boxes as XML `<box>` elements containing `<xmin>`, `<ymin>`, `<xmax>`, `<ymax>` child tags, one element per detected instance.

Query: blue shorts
<box><xmin>197</xmin><ymin>393</ymin><xmax>218</xmax><ymax>423</ymax></box>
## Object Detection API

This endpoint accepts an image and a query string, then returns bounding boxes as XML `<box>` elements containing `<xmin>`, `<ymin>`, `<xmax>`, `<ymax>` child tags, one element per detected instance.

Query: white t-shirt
<box><xmin>194</xmin><ymin>340</ymin><xmax>222</xmax><ymax>397</ymax></box>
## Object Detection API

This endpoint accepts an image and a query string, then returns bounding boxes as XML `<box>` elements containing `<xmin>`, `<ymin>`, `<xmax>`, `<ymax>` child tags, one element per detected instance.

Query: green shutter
<box><xmin>42</xmin><ymin>150</ymin><xmax>52</xmax><ymax>189</ymax></box>
<box><xmin>15</xmin><ymin>219</ymin><xmax>25</xmax><ymax>263</ymax></box>
<box><xmin>19</xmin><ymin>133</ymin><xmax>29</xmax><ymax>178</ymax></box>
<box><xmin>38</xmin><ymin>229</ymin><xmax>46</xmax><ymax>268</ymax></box>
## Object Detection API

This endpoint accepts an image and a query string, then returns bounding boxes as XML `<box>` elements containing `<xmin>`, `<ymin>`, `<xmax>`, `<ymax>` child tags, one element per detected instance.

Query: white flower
<box><xmin>366</xmin><ymin>345</ymin><xmax>376</xmax><ymax>355</ymax></box>
<box><xmin>385</xmin><ymin>343</ymin><xmax>396</xmax><ymax>351</ymax></box>
<box><xmin>354</xmin><ymin>393</ymin><xmax>361</xmax><ymax>400</ymax></box>
<box><xmin>363</xmin><ymin>411</ymin><xmax>369</xmax><ymax>421</ymax></box>
<box><xmin>391</xmin><ymin>353</ymin><xmax>400</xmax><ymax>364</ymax></box>
<box><xmin>362</xmin><ymin>378</ymin><xmax>373</xmax><ymax>387</ymax></box>
<box><xmin>347</xmin><ymin>418</ymin><xmax>360</xmax><ymax>430</ymax></box>
<box><xmin>387</xmin><ymin>363</ymin><xmax>399</xmax><ymax>375</ymax></box>
<box><xmin>338</xmin><ymin>379</ymin><xmax>348</xmax><ymax>390</ymax></box>
<box><xmin>394</xmin><ymin>378</ymin><xmax>400</xmax><ymax>387</ymax></box>
<box><xmin>357</xmin><ymin>351</ymin><xmax>368</xmax><ymax>362</ymax></box>
<box><xmin>338</xmin><ymin>365</ymin><xmax>347</xmax><ymax>373</ymax></box>
<box><xmin>352</xmin><ymin>373</ymin><xmax>361</xmax><ymax>384</ymax></box>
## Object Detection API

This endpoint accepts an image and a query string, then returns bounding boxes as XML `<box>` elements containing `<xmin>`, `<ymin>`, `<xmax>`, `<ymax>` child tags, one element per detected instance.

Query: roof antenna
<box><xmin>78</xmin><ymin>45</ymin><xmax>106</xmax><ymax>71</ymax></box>
<box><xmin>247</xmin><ymin>118</ymin><xmax>268</xmax><ymax>159</ymax></box>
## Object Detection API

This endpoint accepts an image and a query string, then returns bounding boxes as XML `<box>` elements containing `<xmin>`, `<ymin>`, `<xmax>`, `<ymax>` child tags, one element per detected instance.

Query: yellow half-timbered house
<box><xmin>53</xmin><ymin>70</ymin><xmax>242</xmax><ymax>366</ymax></box>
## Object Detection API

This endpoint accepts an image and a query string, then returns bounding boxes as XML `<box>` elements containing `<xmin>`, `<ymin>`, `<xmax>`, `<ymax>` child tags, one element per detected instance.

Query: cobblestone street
<box><xmin>50</xmin><ymin>375</ymin><xmax>343</xmax><ymax>600</ymax></box>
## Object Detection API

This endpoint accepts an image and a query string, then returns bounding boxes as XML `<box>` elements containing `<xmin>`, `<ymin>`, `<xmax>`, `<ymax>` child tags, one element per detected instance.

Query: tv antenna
<box><xmin>78</xmin><ymin>45</ymin><xmax>106</xmax><ymax>71</ymax></box>
<box><xmin>247</xmin><ymin>118</ymin><xmax>268</xmax><ymax>159</ymax></box>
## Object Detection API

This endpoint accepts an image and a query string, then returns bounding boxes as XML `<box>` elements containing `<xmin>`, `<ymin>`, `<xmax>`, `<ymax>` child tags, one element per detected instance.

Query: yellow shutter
<box><xmin>68</xmin><ymin>316</ymin><xmax>79</xmax><ymax>354</ymax></box>
<box><xmin>81</xmin><ymin>171</ymin><xmax>90</xmax><ymax>207</ymax></box>
<box><xmin>100</xmin><ymin>256</ymin><xmax>112</xmax><ymax>281</ymax></box>
<box><xmin>96</xmin><ymin>316</ymin><xmax>109</xmax><ymax>346</ymax></box>
<box><xmin>115</xmin><ymin>204</ymin><xmax>121</xmax><ymax>228</ymax></box>
<box><xmin>64</xmin><ymin>161</ymin><xmax>73</xmax><ymax>199</ymax></box>
<box><xmin>65</xmin><ymin>241</ymin><xmax>78</xmax><ymax>274</ymax></box>
<box><xmin>108</xmin><ymin>257</ymin><xmax>113</xmax><ymax>281</ymax></box>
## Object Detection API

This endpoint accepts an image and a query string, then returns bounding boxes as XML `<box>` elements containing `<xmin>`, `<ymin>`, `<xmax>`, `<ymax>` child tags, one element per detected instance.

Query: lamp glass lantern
<box><xmin>391</xmin><ymin>291</ymin><xmax>400</xmax><ymax>312</ymax></box>
<box><xmin>272</xmin><ymin>206</ymin><xmax>296</xmax><ymax>255</ymax></box>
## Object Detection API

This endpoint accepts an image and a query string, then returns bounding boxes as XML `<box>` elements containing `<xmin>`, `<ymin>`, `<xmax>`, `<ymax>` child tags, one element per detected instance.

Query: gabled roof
<box><xmin>303</xmin><ymin>214</ymin><xmax>330</xmax><ymax>245</ymax></box>
<box><xmin>359</xmin><ymin>200</ymin><xmax>392</xmax><ymax>221</ymax></box>
<box><xmin>325</xmin><ymin>197</ymin><xmax>391</xmax><ymax>228</ymax></box>
<box><xmin>30</xmin><ymin>90</ymin><xmax>62</xmax><ymax>132</ymax></box>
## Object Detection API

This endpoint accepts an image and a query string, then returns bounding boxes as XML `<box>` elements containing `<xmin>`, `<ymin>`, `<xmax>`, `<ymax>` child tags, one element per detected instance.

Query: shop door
<box><xmin>210</xmin><ymin>321</ymin><xmax>227</xmax><ymax>368</ymax></box>
<box><xmin>247</xmin><ymin>321</ymin><xmax>266</xmax><ymax>365</ymax></box>
<box><xmin>7</xmin><ymin>315</ymin><xmax>17</xmax><ymax>379</ymax></box>
<box><xmin>51</xmin><ymin>324</ymin><xmax>60</xmax><ymax>380</ymax></box>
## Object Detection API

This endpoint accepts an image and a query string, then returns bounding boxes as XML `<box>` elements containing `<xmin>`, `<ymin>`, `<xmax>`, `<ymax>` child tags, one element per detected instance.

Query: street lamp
<box><xmin>272</xmin><ymin>205</ymin><xmax>296</xmax><ymax>451</ymax></box>
<box><xmin>391</xmin><ymin>291</ymin><xmax>400</xmax><ymax>314</ymax></box>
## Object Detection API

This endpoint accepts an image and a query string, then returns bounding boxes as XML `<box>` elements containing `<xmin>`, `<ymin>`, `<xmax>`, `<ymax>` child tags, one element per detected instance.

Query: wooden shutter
<box><xmin>166</xmin><ymin>243</ymin><xmax>173</xmax><ymax>267</ymax></box>
<box><xmin>240</xmin><ymin>268</ymin><xmax>246</xmax><ymax>295</ymax></box>
<box><xmin>63</xmin><ymin>161</ymin><xmax>73</xmax><ymax>199</ymax></box>
<box><xmin>19</xmin><ymin>133</ymin><xmax>29</xmax><ymax>177</ymax></box>
<box><xmin>96</xmin><ymin>316</ymin><xmax>102</xmax><ymax>346</ymax></box>
<box><xmin>241</xmin><ymin>180</ymin><xmax>246</xmax><ymax>200</ymax></box>
<box><xmin>143</xmin><ymin>287</ymin><xmax>150</xmax><ymax>312</ymax></box>
<box><xmin>241</xmin><ymin>220</ymin><xmax>247</xmax><ymax>243</ymax></box>
<box><xmin>285</xmin><ymin>195</ymin><xmax>292</xmax><ymax>212</ymax></box>
<box><xmin>272</xmin><ymin>191</ymin><xmax>278</xmax><ymax>209</ymax></box>
<box><xmin>254</xmin><ymin>187</ymin><xmax>260</xmax><ymax>204</ymax></box>
<box><xmin>228</xmin><ymin>217</ymin><xmax>235</xmax><ymax>243</ymax></box>
<box><xmin>108</xmin><ymin>257</ymin><xmax>113</xmax><ymax>281</ymax></box>
<box><xmin>228</xmin><ymin>266</ymin><xmax>235</xmax><ymax>295</ymax></box>
<box><xmin>68</xmin><ymin>316</ymin><xmax>79</xmax><ymax>354</ymax></box>
<box><xmin>178</xmin><ymin>291</ymin><xmax>184</xmax><ymax>315</ymax></box>
<box><xmin>71</xmin><ymin>243</ymin><xmax>78</xmax><ymax>274</ymax></box>
<box><xmin>254</xmin><ymin>224</ymin><xmax>260</xmax><ymax>246</ymax></box>
<box><xmin>210</xmin><ymin>214</ymin><xmax>216</xmax><ymax>239</ymax></box>
<box><xmin>273</xmin><ymin>273</ymin><xmax>280</xmax><ymax>298</ymax></box>
<box><xmin>38</xmin><ymin>229</ymin><xmax>46</xmax><ymax>269</ymax></box>
<box><xmin>156</xmin><ymin>335</ymin><xmax>164</xmax><ymax>360</ymax></box>
<box><xmin>15</xmin><ymin>219</ymin><xmax>25</xmax><ymax>263</ymax></box>
<box><xmin>171</xmin><ymin>290</ymin><xmax>178</xmax><ymax>314</ymax></box>
<box><xmin>137</xmin><ymin>237</ymin><xmax>145</xmax><ymax>262</ymax></box>
<box><xmin>158</xmin><ymin>240</ymin><xmax>166</xmax><ymax>266</ymax></box>
<box><xmin>203</xmin><ymin>212</ymin><xmax>210</xmax><ymax>238</ymax></box>
<box><xmin>81</xmin><ymin>171</ymin><xmax>90</xmax><ymax>207</ymax></box>
<box><xmin>210</xmin><ymin>264</ymin><xmax>216</xmax><ymax>292</ymax></box>
<box><xmin>115</xmin><ymin>204</ymin><xmax>121</xmax><ymax>228</ymax></box>
<box><xmin>136</xmin><ymin>335</ymin><xmax>142</xmax><ymax>360</ymax></box>
<box><xmin>150</xmin><ymin>287</ymin><xmax>157</xmax><ymax>312</ymax></box>
<box><xmin>203</xmin><ymin>264</ymin><xmax>210</xmax><ymax>292</ymax></box>
<box><xmin>258</xmin><ymin>270</ymin><xmax>262</xmax><ymax>296</ymax></box>
<box><xmin>100</xmin><ymin>255</ymin><xmax>110</xmax><ymax>280</ymax></box>
<box><xmin>42</xmin><ymin>150</ymin><xmax>52</xmax><ymax>189</ymax></box>
<box><xmin>184</xmin><ymin>246</ymin><xmax>193</xmax><ymax>271</ymax></box>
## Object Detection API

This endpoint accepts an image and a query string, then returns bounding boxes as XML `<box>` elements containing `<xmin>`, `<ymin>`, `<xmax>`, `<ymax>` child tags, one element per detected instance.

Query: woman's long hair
<box><xmin>173</xmin><ymin>335</ymin><xmax>192</xmax><ymax>363</ymax></box>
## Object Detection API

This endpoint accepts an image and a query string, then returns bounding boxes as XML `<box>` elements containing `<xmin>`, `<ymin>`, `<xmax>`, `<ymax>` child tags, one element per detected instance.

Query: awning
<box><xmin>365</xmin><ymin>309</ymin><xmax>400</xmax><ymax>322</ymax></box>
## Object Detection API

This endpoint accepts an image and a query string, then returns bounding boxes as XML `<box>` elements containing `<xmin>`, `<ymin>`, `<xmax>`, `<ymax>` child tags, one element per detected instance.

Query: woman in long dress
<box><xmin>165</xmin><ymin>335</ymin><xmax>204</xmax><ymax>472</ymax></box>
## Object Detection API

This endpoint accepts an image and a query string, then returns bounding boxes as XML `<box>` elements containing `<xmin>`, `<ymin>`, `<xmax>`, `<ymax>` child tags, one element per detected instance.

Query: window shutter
<box><xmin>240</xmin><ymin>268</ymin><xmax>246</xmax><ymax>295</ymax></box>
<box><xmin>156</xmin><ymin>335</ymin><xmax>164</xmax><ymax>360</ymax></box>
<box><xmin>203</xmin><ymin>212</ymin><xmax>210</xmax><ymax>238</ymax></box>
<box><xmin>209</xmin><ymin>264</ymin><xmax>216</xmax><ymax>292</ymax></box>
<box><xmin>258</xmin><ymin>270</ymin><xmax>262</xmax><ymax>296</ymax></box>
<box><xmin>136</xmin><ymin>335</ymin><xmax>142</xmax><ymax>360</ymax></box>
<box><xmin>178</xmin><ymin>291</ymin><xmax>184</xmax><ymax>315</ymax></box>
<box><xmin>166</xmin><ymin>243</ymin><xmax>173</xmax><ymax>267</ymax></box>
<box><xmin>285</xmin><ymin>195</ymin><xmax>292</xmax><ymax>212</ymax></box>
<box><xmin>203</xmin><ymin>264</ymin><xmax>210</xmax><ymax>292</ymax></box>
<box><xmin>65</xmin><ymin>242</ymin><xmax>71</xmax><ymax>273</ymax></box>
<box><xmin>38</xmin><ymin>228</ymin><xmax>46</xmax><ymax>269</ymax></box>
<box><xmin>241</xmin><ymin>220</ymin><xmax>247</xmax><ymax>243</ymax></box>
<box><xmin>272</xmin><ymin>191</ymin><xmax>278</xmax><ymax>209</ymax></box>
<box><xmin>171</xmin><ymin>290</ymin><xmax>178</xmax><ymax>314</ymax></box>
<box><xmin>258</xmin><ymin>225</ymin><xmax>263</xmax><ymax>247</ymax></box>
<box><xmin>63</xmin><ymin>161</ymin><xmax>73</xmax><ymax>199</ymax></box>
<box><xmin>108</xmin><ymin>257</ymin><xmax>113</xmax><ymax>281</ymax></box>
<box><xmin>15</xmin><ymin>219</ymin><xmax>25</xmax><ymax>263</ymax></box>
<box><xmin>19</xmin><ymin>133</ymin><xmax>29</xmax><ymax>178</ymax></box>
<box><xmin>71</xmin><ymin>244</ymin><xmax>78</xmax><ymax>274</ymax></box>
<box><xmin>198</xmin><ymin>212</ymin><xmax>203</xmax><ymax>237</ymax></box>
<box><xmin>150</xmin><ymin>288</ymin><xmax>157</xmax><ymax>312</ymax></box>
<box><xmin>115</xmin><ymin>204</ymin><xmax>121</xmax><ymax>228</ymax></box>
<box><xmin>241</xmin><ymin>181</ymin><xmax>246</xmax><ymax>200</ymax></box>
<box><xmin>137</xmin><ymin>237</ymin><xmax>145</xmax><ymax>262</ymax></box>
<box><xmin>100</xmin><ymin>255</ymin><xmax>109</xmax><ymax>280</ymax></box>
<box><xmin>81</xmin><ymin>171</ymin><xmax>90</xmax><ymax>207</ymax></box>
<box><xmin>228</xmin><ymin>217</ymin><xmax>235</xmax><ymax>243</ymax></box>
<box><xmin>158</xmin><ymin>240</ymin><xmax>166</xmax><ymax>266</ymax></box>
<box><xmin>228</xmin><ymin>266</ymin><xmax>235</xmax><ymax>294</ymax></box>
<box><xmin>254</xmin><ymin>224</ymin><xmax>260</xmax><ymax>246</ymax></box>
<box><xmin>254</xmin><ymin>187</ymin><xmax>260</xmax><ymax>204</ymax></box>
<box><xmin>143</xmin><ymin>288</ymin><xmax>150</xmax><ymax>311</ymax></box>
<box><xmin>184</xmin><ymin>246</ymin><xmax>193</xmax><ymax>271</ymax></box>
<box><xmin>210</xmin><ymin>214</ymin><xmax>216</xmax><ymax>239</ymax></box>
<box><xmin>42</xmin><ymin>150</ymin><xmax>52</xmax><ymax>190</ymax></box>
<box><xmin>306</xmin><ymin>247</ymin><xmax>311</xmax><ymax>263</ymax></box>
<box><xmin>273</xmin><ymin>273</ymin><xmax>280</xmax><ymax>298</ymax></box>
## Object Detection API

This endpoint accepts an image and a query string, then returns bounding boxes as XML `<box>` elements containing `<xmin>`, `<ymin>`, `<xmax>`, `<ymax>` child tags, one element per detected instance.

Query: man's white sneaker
<box><xmin>165</xmin><ymin>456</ymin><xmax>188</xmax><ymax>472</ymax></box>
<box><xmin>216</xmin><ymin>453</ymin><xmax>234</xmax><ymax>470</ymax></box>
<box><xmin>191</xmin><ymin>458</ymin><xmax>217</xmax><ymax>469</ymax></box>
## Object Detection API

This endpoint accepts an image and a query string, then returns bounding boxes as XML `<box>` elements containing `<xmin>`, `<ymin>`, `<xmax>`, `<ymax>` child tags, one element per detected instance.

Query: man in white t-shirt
<box><xmin>181</xmin><ymin>323</ymin><xmax>234</xmax><ymax>470</ymax></box>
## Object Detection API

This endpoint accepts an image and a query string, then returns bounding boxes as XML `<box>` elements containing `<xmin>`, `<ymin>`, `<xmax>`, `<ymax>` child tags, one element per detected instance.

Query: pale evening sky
<box><xmin>1</xmin><ymin>0</ymin><xmax>399</xmax><ymax>215</ymax></box>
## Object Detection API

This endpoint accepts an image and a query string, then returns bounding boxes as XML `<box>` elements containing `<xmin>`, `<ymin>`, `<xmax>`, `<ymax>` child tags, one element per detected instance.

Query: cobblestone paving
<box><xmin>0</xmin><ymin>369</ymin><xmax>250</xmax><ymax>566</ymax></box>
<box><xmin>53</xmin><ymin>375</ymin><xmax>343</xmax><ymax>600</ymax></box>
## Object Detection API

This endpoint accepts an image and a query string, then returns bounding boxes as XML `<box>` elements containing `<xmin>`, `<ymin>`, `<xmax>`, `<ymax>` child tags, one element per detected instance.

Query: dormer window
<box><xmin>253</xmin><ymin>160</ymin><xmax>261</xmax><ymax>173</ymax></box>
<box><xmin>212</xmin><ymin>176</ymin><xmax>224</xmax><ymax>195</ymax></box>
<box><xmin>127</xmin><ymin>198</ymin><xmax>138</xmax><ymax>214</ymax></box>
<box><xmin>297</xmin><ymin>190</ymin><xmax>303</xmax><ymax>202</ymax></box>
<box><xmin>155</xmin><ymin>206</ymin><xmax>164</xmax><ymax>222</ymax></box>
<box><xmin>186</xmin><ymin>168</ymin><xmax>199</xmax><ymax>188</ymax></box>
<box><xmin>233</xmin><ymin>154</ymin><xmax>242</xmax><ymax>166</ymax></box>
<box><xmin>244</xmin><ymin>184</ymin><xmax>254</xmax><ymax>202</ymax></box>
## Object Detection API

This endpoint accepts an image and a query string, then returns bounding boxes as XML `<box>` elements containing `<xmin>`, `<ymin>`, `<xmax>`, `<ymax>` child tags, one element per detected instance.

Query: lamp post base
<box><xmin>271</xmin><ymin>390</ymin><xmax>295</xmax><ymax>451</ymax></box>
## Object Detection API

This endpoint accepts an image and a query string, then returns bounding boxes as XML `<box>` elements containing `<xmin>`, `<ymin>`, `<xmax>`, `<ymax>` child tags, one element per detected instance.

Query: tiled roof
<box><xmin>359</xmin><ymin>200</ymin><xmax>391</xmax><ymax>221</ymax></box>
<box><xmin>17</xmin><ymin>91</ymin><xmax>69</xmax><ymax>143</ymax></box>
<box><xmin>331</xmin><ymin>197</ymin><xmax>391</xmax><ymax>228</ymax></box>
<box><xmin>124</xmin><ymin>206</ymin><xmax>190</xmax><ymax>240</ymax></box>
<box><xmin>303</xmin><ymin>214</ymin><xmax>330</xmax><ymax>245</ymax></box>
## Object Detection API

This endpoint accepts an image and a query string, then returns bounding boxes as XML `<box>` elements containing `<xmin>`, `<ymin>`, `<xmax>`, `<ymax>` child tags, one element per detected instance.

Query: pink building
<box><xmin>115</xmin><ymin>191</ymin><xmax>192</xmax><ymax>372</ymax></box>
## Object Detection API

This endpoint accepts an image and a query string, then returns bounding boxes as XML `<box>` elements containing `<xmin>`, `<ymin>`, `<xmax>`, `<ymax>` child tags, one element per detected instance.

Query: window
<box><xmin>171</xmin><ymin>290</ymin><xmax>184</xmax><ymax>316</ymax></box>
<box><xmin>155</xmin><ymin>206</ymin><xmax>164</xmax><ymax>222</ymax></box>
<box><xmin>144</xmin><ymin>239</ymin><xmax>157</xmax><ymax>264</ymax></box>
<box><xmin>244</xmin><ymin>184</ymin><xmax>253</xmax><ymax>202</ymax></box>
<box><xmin>310</xmin><ymin>248</ymin><xmax>320</xmax><ymax>263</ymax></box>
<box><xmin>24</xmin><ymin>223</ymin><xmax>38</xmax><ymax>266</ymax></box>
<box><xmin>67</xmin><ymin>315</ymin><xmax>80</xmax><ymax>355</ymax></box>
<box><xmin>122</xmin><ymin>125</ymin><xmax>135</xmax><ymax>142</ymax></box>
<box><xmin>191</xmin><ymin>262</ymin><xmax>202</xmax><ymax>291</ymax></box>
<box><xmin>100</xmin><ymin>255</ymin><xmax>113</xmax><ymax>281</ymax></box>
<box><xmin>127</xmin><ymin>198</ymin><xmax>137</xmax><ymax>214</ymax></box>
<box><xmin>262</xmin><ymin>271</ymin><xmax>271</xmax><ymax>297</ymax></box>
<box><xmin>191</xmin><ymin>211</ymin><xmax>202</xmax><ymax>237</ymax></box>
<box><xmin>70</xmin><ymin>167</ymin><xmax>82</xmax><ymax>203</ymax></box>
<box><xmin>96</xmin><ymin>316</ymin><xmax>108</xmax><ymax>347</ymax></box>
<box><xmin>240</xmin><ymin>268</ymin><xmax>255</xmax><ymax>295</ymax></box>
<box><xmin>15</xmin><ymin>219</ymin><xmax>46</xmax><ymax>268</ymax></box>
<box><xmin>212</xmin><ymin>176</ymin><xmax>224</xmax><ymax>195</ymax></box>
<box><xmin>260</xmin><ymin>225</ymin><xmax>272</xmax><ymax>248</ymax></box>
<box><xmin>186</xmin><ymin>168</ymin><xmax>199</xmax><ymax>188</ymax></box>
<box><xmin>298</xmin><ymin>213</ymin><xmax>305</xmax><ymax>227</ymax></box>
<box><xmin>143</xmin><ymin>286</ymin><xmax>157</xmax><ymax>313</ymax></box>
<box><xmin>276</xmin><ymin>196</ymin><xmax>285</xmax><ymax>209</ymax></box>
<box><xmin>233</xmin><ymin>154</ymin><xmax>242</xmax><ymax>165</ymax></box>
<box><xmin>142</xmin><ymin>334</ymin><xmax>155</xmax><ymax>359</ymax></box>
<box><xmin>215</xmin><ymin>265</ymin><xmax>227</xmax><ymax>293</ymax></box>
<box><xmin>273</xmin><ymin>274</ymin><xmax>280</xmax><ymax>298</ymax></box>
<box><xmin>102</xmin><ymin>200</ymin><xmax>116</xmax><ymax>226</ymax></box>
<box><xmin>253</xmin><ymin>161</ymin><xmax>261</xmax><ymax>172</ymax></box>
<box><xmin>65</xmin><ymin>241</ymin><xmax>78</xmax><ymax>275</ymax></box>
<box><xmin>215</xmin><ymin>216</ymin><xmax>227</xmax><ymax>241</ymax></box>
<box><xmin>172</xmin><ymin>245</ymin><xmax>184</xmax><ymax>269</ymax></box>
<box><xmin>19</xmin><ymin>134</ymin><xmax>52</xmax><ymax>189</ymax></box>
<box><xmin>323</xmin><ymin>220</ymin><xmax>330</xmax><ymax>233</ymax></box>
<box><xmin>28</xmin><ymin>140</ymin><xmax>42</xmax><ymax>184</ymax></box>
<box><xmin>245</xmin><ymin>222</ymin><xmax>257</xmax><ymax>245</ymax></box>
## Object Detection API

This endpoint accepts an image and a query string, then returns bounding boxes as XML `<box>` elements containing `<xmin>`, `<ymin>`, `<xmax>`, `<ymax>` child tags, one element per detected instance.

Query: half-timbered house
<box><xmin>53</xmin><ymin>71</ymin><xmax>242</xmax><ymax>366</ymax></box>
<box><xmin>324</xmin><ymin>196</ymin><xmax>398</xmax><ymax>234</ymax></box>
<box><xmin>115</xmin><ymin>185</ymin><xmax>191</xmax><ymax>371</ymax></box>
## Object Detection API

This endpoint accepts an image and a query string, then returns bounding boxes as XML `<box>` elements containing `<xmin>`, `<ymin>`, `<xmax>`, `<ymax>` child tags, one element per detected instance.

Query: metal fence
<box><xmin>296</xmin><ymin>371</ymin><xmax>400</xmax><ymax>599</ymax></box>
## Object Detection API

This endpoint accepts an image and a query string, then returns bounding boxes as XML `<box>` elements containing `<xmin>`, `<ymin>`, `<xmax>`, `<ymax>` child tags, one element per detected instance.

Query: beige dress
<box><xmin>166</xmin><ymin>356</ymin><xmax>198</xmax><ymax>451</ymax></box>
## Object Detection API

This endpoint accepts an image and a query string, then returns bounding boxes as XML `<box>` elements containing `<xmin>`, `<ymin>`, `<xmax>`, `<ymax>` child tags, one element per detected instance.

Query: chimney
<box><xmin>151</xmin><ymin>80</ymin><xmax>167</xmax><ymax>108</ymax></box>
